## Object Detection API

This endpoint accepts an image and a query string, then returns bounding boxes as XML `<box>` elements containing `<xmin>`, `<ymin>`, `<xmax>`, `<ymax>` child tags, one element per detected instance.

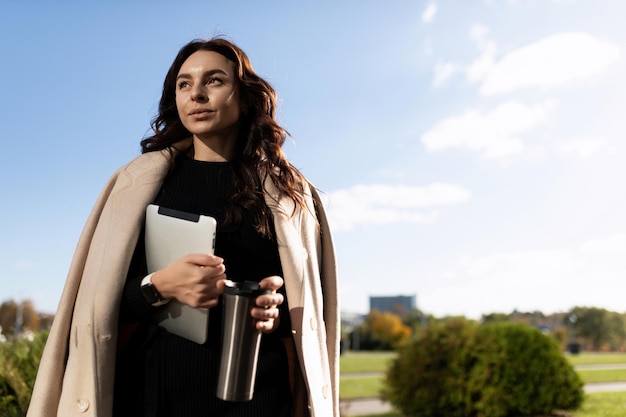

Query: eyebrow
<box><xmin>176</xmin><ymin>68</ymin><xmax>229</xmax><ymax>81</ymax></box>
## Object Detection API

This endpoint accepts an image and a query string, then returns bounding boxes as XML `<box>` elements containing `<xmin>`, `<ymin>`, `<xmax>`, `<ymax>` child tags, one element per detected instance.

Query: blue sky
<box><xmin>1</xmin><ymin>0</ymin><xmax>625</xmax><ymax>319</ymax></box>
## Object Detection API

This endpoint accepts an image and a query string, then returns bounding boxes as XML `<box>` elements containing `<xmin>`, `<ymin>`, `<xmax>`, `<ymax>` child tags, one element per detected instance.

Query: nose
<box><xmin>191</xmin><ymin>84</ymin><xmax>208</xmax><ymax>102</ymax></box>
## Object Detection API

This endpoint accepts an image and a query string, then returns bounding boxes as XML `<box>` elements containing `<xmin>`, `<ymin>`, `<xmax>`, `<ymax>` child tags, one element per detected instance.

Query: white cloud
<box><xmin>421</xmin><ymin>3</ymin><xmax>438</xmax><ymax>23</ymax></box>
<box><xmin>324</xmin><ymin>183</ymin><xmax>471</xmax><ymax>231</ymax></box>
<box><xmin>432</xmin><ymin>61</ymin><xmax>458</xmax><ymax>88</ymax></box>
<box><xmin>420</xmin><ymin>99</ymin><xmax>559</xmax><ymax>161</ymax></box>
<box><xmin>432</xmin><ymin>25</ymin><xmax>494</xmax><ymax>88</ymax></box>
<box><xmin>478</xmin><ymin>32</ymin><xmax>620</xmax><ymax>96</ymax></box>
<box><xmin>466</xmin><ymin>24</ymin><xmax>497</xmax><ymax>84</ymax></box>
<box><xmin>559</xmin><ymin>138</ymin><xmax>608</xmax><ymax>159</ymax></box>
<box><xmin>469</xmin><ymin>24</ymin><xmax>490</xmax><ymax>47</ymax></box>
<box><xmin>581</xmin><ymin>233</ymin><xmax>626</xmax><ymax>254</ymax></box>
<box><xmin>467</xmin><ymin>40</ymin><xmax>497</xmax><ymax>83</ymax></box>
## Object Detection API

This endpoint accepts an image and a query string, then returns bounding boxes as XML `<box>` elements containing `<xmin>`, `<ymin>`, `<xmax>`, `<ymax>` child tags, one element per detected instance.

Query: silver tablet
<box><xmin>145</xmin><ymin>204</ymin><xmax>217</xmax><ymax>344</ymax></box>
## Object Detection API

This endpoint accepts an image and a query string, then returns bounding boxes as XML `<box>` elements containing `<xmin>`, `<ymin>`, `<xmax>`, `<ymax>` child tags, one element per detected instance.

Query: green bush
<box><xmin>382</xmin><ymin>319</ymin><xmax>584</xmax><ymax>417</ymax></box>
<box><xmin>0</xmin><ymin>379</ymin><xmax>21</xmax><ymax>417</ymax></box>
<box><xmin>382</xmin><ymin>318</ymin><xmax>478</xmax><ymax>417</ymax></box>
<box><xmin>469</xmin><ymin>322</ymin><xmax>583</xmax><ymax>416</ymax></box>
<box><xmin>0</xmin><ymin>330</ymin><xmax>49</xmax><ymax>417</ymax></box>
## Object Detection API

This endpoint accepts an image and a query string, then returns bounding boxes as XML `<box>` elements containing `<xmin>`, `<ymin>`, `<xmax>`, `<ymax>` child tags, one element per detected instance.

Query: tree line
<box><xmin>344</xmin><ymin>306</ymin><xmax>626</xmax><ymax>352</ymax></box>
<box><xmin>0</xmin><ymin>300</ymin><xmax>54</xmax><ymax>340</ymax></box>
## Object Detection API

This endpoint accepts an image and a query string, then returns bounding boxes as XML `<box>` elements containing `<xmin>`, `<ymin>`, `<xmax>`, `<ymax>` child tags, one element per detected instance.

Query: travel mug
<box><xmin>217</xmin><ymin>280</ymin><xmax>269</xmax><ymax>401</ymax></box>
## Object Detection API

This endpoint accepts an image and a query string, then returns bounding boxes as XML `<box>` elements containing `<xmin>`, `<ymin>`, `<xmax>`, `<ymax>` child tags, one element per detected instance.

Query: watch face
<box><xmin>141</xmin><ymin>282</ymin><xmax>159</xmax><ymax>304</ymax></box>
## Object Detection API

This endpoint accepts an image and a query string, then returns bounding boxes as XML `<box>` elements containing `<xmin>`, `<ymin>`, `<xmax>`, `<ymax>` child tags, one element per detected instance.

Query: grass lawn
<box><xmin>578</xmin><ymin>368</ymin><xmax>626</xmax><ymax>383</ymax></box>
<box><xmin>340</xmin><ymin>351</ymin><xmax>396</xmax><ymax>374</ymax></box>
<box><xmin>576</xmin><ymin>391</ymin><xmax>626</xmax><ymax>417</ymax></box>
<box><xmin>340</xmin><ymin>376</ymin><xmax>384</xmax><ymax>399</ymax></box>
<box><xmin>341</xmin><ymin>351</ymin><xmax>626</xmax><ymax>375</ymax></box>
<box><xmin>566</xmin><ymin>352</ymin><xmax>626</xmax><ymax>366</ymax></box>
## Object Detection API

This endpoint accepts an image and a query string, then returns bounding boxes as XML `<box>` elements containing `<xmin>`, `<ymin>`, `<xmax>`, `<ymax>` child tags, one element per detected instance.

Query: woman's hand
<box><xmin>251</xmin><ymin>276</ymin><xmax>285</xmax><ymax>333</ymax></box>
<box><xmin>151</xmin><ymin>254</ymin><xmax>227</xmax><ymax>308</ymax></box>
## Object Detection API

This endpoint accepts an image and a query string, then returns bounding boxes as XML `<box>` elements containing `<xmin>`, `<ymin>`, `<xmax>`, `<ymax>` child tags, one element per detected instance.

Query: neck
<box><xmin>192</xmin><ymin>135</ymin><xmax>236</xmax><ymax>162</ymax></box>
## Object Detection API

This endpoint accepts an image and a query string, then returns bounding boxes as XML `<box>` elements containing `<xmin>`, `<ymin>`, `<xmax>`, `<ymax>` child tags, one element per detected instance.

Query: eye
<box><xmin>177</xmin><ymin>80</ymin><xmax>191</xmax><ymax>89</ymax></box>
<box><xmin>207</xmin><ymin>77</ymin><xmax>223</xmax><ymax>85</ymax></box>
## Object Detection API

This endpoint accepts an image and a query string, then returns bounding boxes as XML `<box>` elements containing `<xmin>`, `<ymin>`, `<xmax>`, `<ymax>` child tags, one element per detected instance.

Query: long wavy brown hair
<box><xmin>141</xmin><ymin>37</ymin><xmax>306</xmax><ymax>237</ymax></box>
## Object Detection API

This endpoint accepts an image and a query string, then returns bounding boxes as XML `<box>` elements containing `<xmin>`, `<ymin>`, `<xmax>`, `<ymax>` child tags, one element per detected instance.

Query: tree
<box><xmin>0</xmin><ymin>300</ymin><xmax>41</xmax><ymax>337</ymax></box>
<box><xmin>0</xmin><ymin>301</ymin><xmax>18</xmax><ymax>336</ymax></box>
<box><xmin>368</xmin><ymin>309</ymin><xmax>411</xmax><ymax>349</ymax></box>
<box><xmin>569</xmin><ymin>306</ymin><xmax>626</xmax><ymax>350</ymax></box>
<box><xmin>605</xmin><ymin>312</ymin><xmax>626</xmax><ymax>350</ymax></box>
<box><xmin>401</xmin><ymin>308</ymin><xmax>431</xmax><ymax>336</ymax></box>
<box><xmin>353</xmin><ymin>310</ymin><xmax>412</xmax><ymax>350</ymax></box>
<box><xmin>481</xmin><ymin>312</ymin><xmax>512</xmax><ymax>324</ymax></box>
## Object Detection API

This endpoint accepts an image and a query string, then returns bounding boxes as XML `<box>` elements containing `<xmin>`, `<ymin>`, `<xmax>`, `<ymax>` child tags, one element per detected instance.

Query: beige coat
<box><xmin>27</xmin><ymin>149</ymin><xmax>340</xmax><ymax>417</ymax></box>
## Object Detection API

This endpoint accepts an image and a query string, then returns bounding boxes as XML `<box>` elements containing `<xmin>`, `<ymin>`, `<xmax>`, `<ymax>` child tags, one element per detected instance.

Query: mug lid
<box><xmin>224</xmin><ymin>280</ymin><xmax>270</xmax><ymax>297</ymax></box>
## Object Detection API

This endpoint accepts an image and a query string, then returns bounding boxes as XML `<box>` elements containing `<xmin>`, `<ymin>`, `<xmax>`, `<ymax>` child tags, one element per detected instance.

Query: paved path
<box><xmin>340</xmin><ymin>397</ymin><xmax>392</xmax><ymax>417</ymax></box>
<box><xmin>339</xmin><ymin>382</ymin><xmax>626</xmax><ymax>416</ymax></box>
<box><xmin>584</xmin><ymin>381</ymin><xmax>626</xmax><ymax>392</ymax></box>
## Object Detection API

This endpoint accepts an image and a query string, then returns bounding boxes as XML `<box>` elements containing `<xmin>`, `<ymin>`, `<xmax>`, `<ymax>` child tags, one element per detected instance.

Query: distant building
<box><xmin>369</xmin><ymin>295</ymin><xmax>416</xmax><ymax>317</ymax></box>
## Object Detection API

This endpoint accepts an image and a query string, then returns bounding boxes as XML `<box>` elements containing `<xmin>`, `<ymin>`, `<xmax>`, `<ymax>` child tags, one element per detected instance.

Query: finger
<box><xmin>255</xmin><ymin>293</ymin><xmax>284</xmax><ymax>308</ymax></box>
<box><xmin>251</xmin><ymin>306</ymin><xmax>280</xmax><ymax>320</ymax></box>
<box><xmin>185</xmin><ymin>253</ymin><xmax>224</xmax><ymax>267</ymax></box>
<box><xmin>196</xmin><ymin>263</ymin><xmax>226</xmax><ymax>279</ymax></box>
<box><xmin>213</xmin><ymin>277</ymin><xmax>228</xmax><ymax>292</ymax></box>
<box><xmin>256</xmin><ymin>320</ymin><xmax>274</xmax><ymax>332</ymax></box>
<box><xmin>258</xmin><ymin>275</ymin><xmax>283</xmax><ymax>291</ymax></box>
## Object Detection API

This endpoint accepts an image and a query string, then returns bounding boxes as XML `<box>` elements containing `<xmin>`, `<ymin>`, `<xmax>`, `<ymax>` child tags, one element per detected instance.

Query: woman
<box><xmin>27</xmin><ymin>37</ymin><xmax>339</xmax><ymax>417</ymax></box>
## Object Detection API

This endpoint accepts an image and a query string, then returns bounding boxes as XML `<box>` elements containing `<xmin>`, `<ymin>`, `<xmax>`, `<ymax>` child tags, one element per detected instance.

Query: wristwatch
<box><xmin>140</xmin><ymin>273</ymin><xmax>170</xmax><ymax>306</ymax></box>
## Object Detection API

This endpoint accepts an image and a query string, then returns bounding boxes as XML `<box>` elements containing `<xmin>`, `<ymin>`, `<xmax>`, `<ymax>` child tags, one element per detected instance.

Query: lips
<box><xmin>189</xmin><ymin>108</ymin><xmax>214</xmax><ymax>117</ymax></box>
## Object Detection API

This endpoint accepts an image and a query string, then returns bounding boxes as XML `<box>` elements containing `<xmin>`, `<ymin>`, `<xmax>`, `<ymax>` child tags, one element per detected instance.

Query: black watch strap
<box><xmin>140</xmin><ymin>274</ymin><xmax>170</xmax><ymax>306</ymax></box>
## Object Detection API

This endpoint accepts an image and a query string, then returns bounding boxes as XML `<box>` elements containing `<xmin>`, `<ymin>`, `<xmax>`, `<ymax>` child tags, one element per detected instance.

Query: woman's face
<box><xmin>175</xmin><ymin>50</ymin><xmax>243</xmax><ymax>143</ymax></box>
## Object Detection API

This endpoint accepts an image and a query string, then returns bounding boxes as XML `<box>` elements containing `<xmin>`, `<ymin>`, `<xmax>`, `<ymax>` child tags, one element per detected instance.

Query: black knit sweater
<box><xmin>113</xmin><ymin>155</ymin><xmax>292</xmax><ymax>417</ymax></box>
